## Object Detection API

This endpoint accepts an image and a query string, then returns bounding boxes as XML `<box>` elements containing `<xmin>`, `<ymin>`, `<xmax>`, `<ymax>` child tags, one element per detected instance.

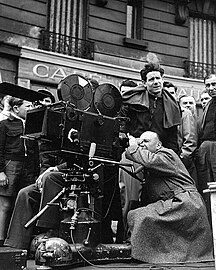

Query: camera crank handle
<box><xmin>89</xmin><ymin>142</ymin><xmax>96</xmax><ymax>159</ymax></box>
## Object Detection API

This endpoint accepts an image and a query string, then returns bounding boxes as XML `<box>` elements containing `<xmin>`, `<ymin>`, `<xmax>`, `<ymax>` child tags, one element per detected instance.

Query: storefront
<box><xmin>17</xmin><ymin>46</ymin><xmax>204</xmax><ymax>109</ymax></box>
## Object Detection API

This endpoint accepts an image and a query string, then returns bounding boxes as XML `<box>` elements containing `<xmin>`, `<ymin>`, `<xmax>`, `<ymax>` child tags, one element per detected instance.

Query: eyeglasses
<box><xmin>205</xmin><ymin>82</ymin><xmax>216</xmax><ymax>88</ymax></box>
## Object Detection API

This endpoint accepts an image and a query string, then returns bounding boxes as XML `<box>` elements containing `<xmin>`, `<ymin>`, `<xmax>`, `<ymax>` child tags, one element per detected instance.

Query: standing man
<box><xmin>37</xmin><ymin>89</ymin><xmax>56</xmax><ymax>107</ymax></box>
<box><xmin>179</xmin><ymin>95</ymin><xmax>197</xmax><ymax>120</ymax></box>
<box><xmin>197</xmin><ymin>89</ymin><xmax>212</xmax><ymax>146</ymax></box>
<box><xmin>0</xmin><ymin>98</ymin><xmax>34</xmax><ymax>246</ymax></box>
<box><xmin>178</xmin><ymin>95</ymin><xmax>198</xmax><ymax>184</ymax></box>
<box><xmin>200</xmin><ymin>89</ymin><xmax>212</xmax><ymax>110</ymax></box>
<box><xmin>197</xmin><ymin>73</ymin><xmax>216</xmax><ymax>221</ymax></box>
<box><xmin>119</xmin><ymin>53</ymin><xmax>181</xmax><ymax>238</ymax></box>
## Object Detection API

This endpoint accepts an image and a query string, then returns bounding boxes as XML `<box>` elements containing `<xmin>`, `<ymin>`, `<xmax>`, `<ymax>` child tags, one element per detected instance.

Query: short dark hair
<box><xmin>38</xmin><ymin>89</ymin><xmax>55</xmax><ymax>103</ymax></box>
<box><xmin>9</xmin><ymin>97</ymin><xmax>24</xmax><ymax>108</ymax></box>
<box><xmin>140</xmin><ymin>63</ymin><xmax>164</xmax><ymax>82</ymax></box>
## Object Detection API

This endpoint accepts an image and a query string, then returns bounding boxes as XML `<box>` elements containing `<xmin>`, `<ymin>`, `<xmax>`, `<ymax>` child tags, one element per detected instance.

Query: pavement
<box><xmin>26</xmin><ymin>259</ymin><xmax>216</xmax><ymax>270</ymax></box>
<box><xmin>0</xmin><ymin>244</ymin><xmax>215</xmax><ymax>270</ymax></box>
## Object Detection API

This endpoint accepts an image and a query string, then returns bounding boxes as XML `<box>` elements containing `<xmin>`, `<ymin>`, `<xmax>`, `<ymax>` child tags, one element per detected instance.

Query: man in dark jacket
<box><xmin>196</xmin><ymin>73</ymin><xmax>216</xmax><ymax>222</ymax></box>
<box><xmin>119</xmin><ymin>53</ymin><xmax>181</xmax><ymax>238</ymax></box>
<box><xmin>4</xmin><ymin>138</ymin><xmax>67</xmax><ymax>250</ymax></box>
<box><xmin>0</xmin><ymin>98</ymin><xmax>35</xmax><ymax>246</ymax></box>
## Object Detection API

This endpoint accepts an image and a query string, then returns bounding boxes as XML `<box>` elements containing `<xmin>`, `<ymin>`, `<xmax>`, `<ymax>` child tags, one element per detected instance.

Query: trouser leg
<box><xmin>4</xmin><ymin>184</ymin><xmax>40</xmax><ymax>249</ymax></box>
<box><xmin>36</xmin><ymin>172</ymin><xmax>64</xmax><ymax>229</ymax></box>
<box><xmin>0</xmin><ymin>196</ymin><xmax>12</xmax><ymax>242</ymax></box>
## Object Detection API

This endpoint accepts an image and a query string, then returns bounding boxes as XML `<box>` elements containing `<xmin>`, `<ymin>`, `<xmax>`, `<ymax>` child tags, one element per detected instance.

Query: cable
<box><xmin>102</xmin><ymin>174</ymin><xmax>117</xmax><ymax>220</ymax></box>
<box><xmin>70</xmin><ymin>229</ymin><xmax>214</xmax><ymax>269</ymax></box>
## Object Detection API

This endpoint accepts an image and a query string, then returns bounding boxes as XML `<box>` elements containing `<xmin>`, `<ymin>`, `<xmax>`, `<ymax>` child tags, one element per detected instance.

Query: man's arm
<box><xmin>125</xmin><ymin>145</ymin><xmax>177</xmax><ymax>176</ymax></box>
<box><xmin>0</xmin><ymin>121</ymin><xmax>8</xmax><ymax>186</ymax></box>
<box><xmin>0</xmin><ymin>121</ymin><xmax>6</xmax><ymax>171</ymax></box>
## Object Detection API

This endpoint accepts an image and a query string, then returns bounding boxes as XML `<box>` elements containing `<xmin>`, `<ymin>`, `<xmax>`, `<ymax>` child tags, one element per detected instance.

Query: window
<box><xmin>189</xmin><ymin>17</ymin><xmax>216</xmax><ymax>67</ymax></box>
<box><xmin>47</xmin><ymin>0</ymin><xmax>87</xmax><ymax>40</ymax></box>
<box><xmin>40</xmin><ymin>0</ymin><xmax>94</xmax><ymax>59</ymax></box>
<box><xmin>187</xmin><ymin>16</ymin><xmax>216</xmax><ymax>78</ymax></box>
<box><xmin>126</xmin><ymin>0</ymin><xmax>143</xmax><ymax>40</ymax></box>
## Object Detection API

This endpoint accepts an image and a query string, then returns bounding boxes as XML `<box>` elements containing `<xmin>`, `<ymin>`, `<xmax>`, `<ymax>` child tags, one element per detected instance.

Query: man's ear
<box><xmin>156</xmin><ymin>141</ymin><xmax>162</xmax><ymax>150</ymax></box>
<box><xmin>12</xmin><ymin>105</ymin><xmax>19</xmax><ymax>114</ymax></box>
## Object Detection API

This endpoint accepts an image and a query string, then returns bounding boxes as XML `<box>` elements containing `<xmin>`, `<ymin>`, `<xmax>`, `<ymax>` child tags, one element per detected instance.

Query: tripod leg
<box><xmin>25</xmin><ymin>187</ymin><xmax>66</xmax><ymax>228</ymax></box>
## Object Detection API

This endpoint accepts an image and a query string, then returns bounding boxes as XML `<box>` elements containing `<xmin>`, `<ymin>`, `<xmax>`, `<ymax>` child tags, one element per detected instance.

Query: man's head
<box><xmin>204</xmin><ymin>74</ymin><xmax>216</xmax><ymax>98</ymax></box>
<box><xmin>179</xmin><ymin>95</ymin><xmax>196</xmax><ymax>116</ymax></box>
<box><xmin>142</xmin><ymin>70</ymin><xmax>164</xmax><ymax>97</ymax></box>
<box><xmin>138</xmin><ymin>131</ymin><xmax>162</xmax><ymax>153</ymax></box>
<box><xmin>163</xmin><ymin>81</ymin><xmax>177</xmax><ymax>100</ymax></box>
<box><xmin>38</xmin><ymin>89</ymin><xmax>55</xmax><ymax>106</ymax></box>
<box><xmin>9</xmin><ymin>98</ymin><xmax>33</xmax><ymax>119</ymax></box>
<box><xmin>140</xmin><ymin>53</ymin><xmax>164</xmax><ymax>97</ymax></box>
<box><xmin>200</xmin><ymin>90</ymin><xmax>212</xmax><ymax>109</ymax></box>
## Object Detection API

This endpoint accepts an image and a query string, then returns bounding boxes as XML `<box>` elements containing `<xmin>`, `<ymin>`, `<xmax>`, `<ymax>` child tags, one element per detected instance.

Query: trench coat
<box><xmin>126</xmin><ymin>145</ymin><xmax>213</xmax><ymax>263</ymax></box>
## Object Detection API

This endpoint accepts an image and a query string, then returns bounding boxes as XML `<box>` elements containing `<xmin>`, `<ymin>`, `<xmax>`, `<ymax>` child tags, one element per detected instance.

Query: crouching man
<box><xmin>126</xmin><ymin>131</ymin><xmax>213</xmax><ymax>263</ymax></box>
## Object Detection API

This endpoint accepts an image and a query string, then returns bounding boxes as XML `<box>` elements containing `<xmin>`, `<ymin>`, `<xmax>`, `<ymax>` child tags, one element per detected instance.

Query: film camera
<box><xmin>22</xmin><ymin>74</ymin><xmax>132</xmax><ymax>267</ymax></box>
<box><xmin>24</xmin><ymin>74</ymin><xmax>125</xmax><ymax>160</ymax></box>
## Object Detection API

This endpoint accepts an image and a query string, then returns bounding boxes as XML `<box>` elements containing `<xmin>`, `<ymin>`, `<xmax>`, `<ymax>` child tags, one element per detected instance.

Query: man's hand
<box><xmin>35</xmin><ymin>166</ymin><xmax>59</xmax><ymax>192</ymax></box>
<box><xmin>0</xmin><ymin>172</ymin><xmax>8</xmax><ymax>186</ymax></box>
<box><xmin>127</xmin><ymin>134</ymin><xmax>138</xmax><ymax>146</ymax></box>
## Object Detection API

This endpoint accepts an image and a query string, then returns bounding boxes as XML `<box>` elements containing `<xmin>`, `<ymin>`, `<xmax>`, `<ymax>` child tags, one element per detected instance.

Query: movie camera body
<box><xmin>23</xmin><ymin>74</ymin><xmax>131</xmax><ymax>267</ymax></box>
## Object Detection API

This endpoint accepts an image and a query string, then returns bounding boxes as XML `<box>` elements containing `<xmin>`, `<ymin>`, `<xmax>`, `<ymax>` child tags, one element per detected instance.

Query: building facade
<box><xmin>0</xmin><ymin>0</ymin><xmax>215</xmax><ymax>108</ymax></box>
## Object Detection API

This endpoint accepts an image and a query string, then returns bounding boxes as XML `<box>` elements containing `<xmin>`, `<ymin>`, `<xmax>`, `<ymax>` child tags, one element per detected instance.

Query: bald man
<box><xmin>126</xmin><ymin>131</ymin><xmax>213</xmax><ymax>264</ymax></box>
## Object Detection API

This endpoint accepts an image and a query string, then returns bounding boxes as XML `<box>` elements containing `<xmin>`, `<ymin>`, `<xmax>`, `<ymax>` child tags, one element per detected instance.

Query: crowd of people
<box><xmin>0</xmin><ymin>54</ymin><xmax>215</xmax><ymax>264</ymax></box>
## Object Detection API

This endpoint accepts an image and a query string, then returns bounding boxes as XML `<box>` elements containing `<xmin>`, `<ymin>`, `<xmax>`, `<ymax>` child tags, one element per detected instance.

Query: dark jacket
<box><xmin>0</xmin><ymin>117</ymin><xmax>25</xmax><ymax>171</ymax></box>
<box><xmin>120</xmin><ymin>85</ymin><xmax>181</xmax><ymax>153</ymax></box>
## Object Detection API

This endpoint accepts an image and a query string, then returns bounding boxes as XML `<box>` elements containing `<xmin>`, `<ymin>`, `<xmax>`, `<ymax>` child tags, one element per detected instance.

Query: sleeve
<box><xmin>0</xmin><ymin>121</ymin><xmax>6</xmax><ymax>171</ymax></box>
<box><xmin>125</xmin><ymin>146</ymin><xmax>177</xmax><ymax>176</ymax></box>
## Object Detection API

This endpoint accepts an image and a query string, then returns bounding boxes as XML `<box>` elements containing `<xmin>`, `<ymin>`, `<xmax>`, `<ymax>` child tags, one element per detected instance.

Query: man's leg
<box><xmin>0</xmin><ymin>196</ymin><xmax>11</xmax><ymax>245</ymax></box>
<box><xmin>0</xmin><ymin>160</ymin><xmax>24</xmax><ymax>245</ymax></box>
<box><xmin>36</xmin><ymin>172</ymin><xmax>64</xmax><ymax>229</ymax></box>
<box><xmin>4</xmin><ymin>184</ymin><xmax>40</xmax><ymax>249</ymax></box>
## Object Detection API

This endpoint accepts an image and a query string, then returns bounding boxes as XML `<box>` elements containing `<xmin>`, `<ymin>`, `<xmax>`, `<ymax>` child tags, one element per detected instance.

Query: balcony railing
<box><xmin>39</xmin><ymin>30</ymin><xmax>94</xmax><ymax>60</ymax></box>
<box><xmin>184</xmin><ymin>60</ymin><xmax>216</xmax><ymax>80</ymax></box>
